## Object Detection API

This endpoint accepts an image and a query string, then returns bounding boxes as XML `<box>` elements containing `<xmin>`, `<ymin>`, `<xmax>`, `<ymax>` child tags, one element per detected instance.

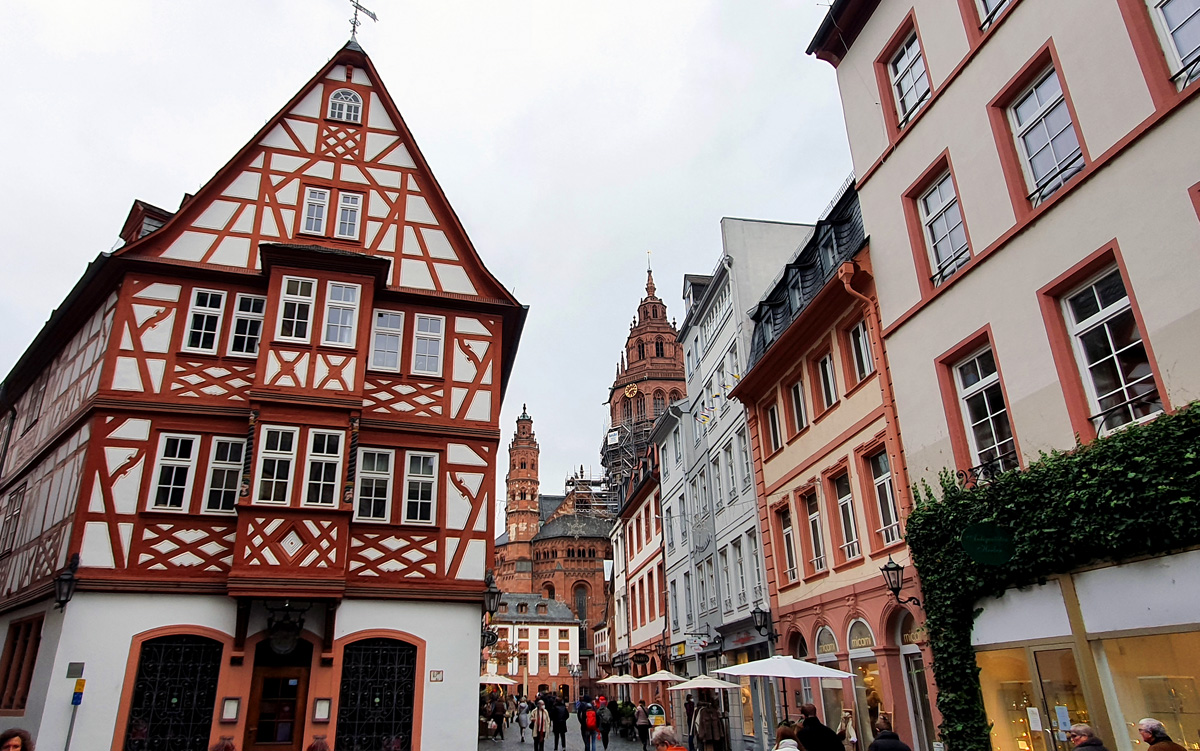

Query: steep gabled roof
<box><xmin>117</xmin><ymin>41</ymin><xmax>521</xmax><ymax>308</ymax></box>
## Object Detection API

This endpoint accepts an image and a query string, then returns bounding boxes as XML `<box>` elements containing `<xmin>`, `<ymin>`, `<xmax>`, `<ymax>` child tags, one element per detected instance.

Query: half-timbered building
<box><xmin>0</xmin><ymin>40</ymin><xmax>525</xmax><ymax>751</ymax></box>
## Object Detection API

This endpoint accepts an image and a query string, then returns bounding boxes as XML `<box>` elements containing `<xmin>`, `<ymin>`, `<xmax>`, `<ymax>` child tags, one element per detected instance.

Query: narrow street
<box><xmin>478</xmin><ymin>723</ymin><xmax>660</xmax><ymax>751</ymax></box>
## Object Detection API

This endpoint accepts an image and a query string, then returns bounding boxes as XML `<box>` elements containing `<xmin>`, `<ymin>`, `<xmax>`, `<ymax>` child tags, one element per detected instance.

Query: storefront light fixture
<box><xmin>880</xmin><ymin>556</ymin><xmax>921</xmax><ymax>607</ymax></box>
<box><xmin>53</xmin><ymin>554</ymin><xmax>80</xmax><ymax>611</ymax></box>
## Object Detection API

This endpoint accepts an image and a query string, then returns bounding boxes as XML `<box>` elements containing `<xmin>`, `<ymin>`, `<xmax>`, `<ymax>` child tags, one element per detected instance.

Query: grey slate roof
<box><xmin>493</xmin><ymin>594</ymin><xmax>578</xmax><ymax>624</ymax></box>
<box><xmin>539</xmin><ymin>494</ymin><xmax>567</xmax><ymax>523</ymax></box>
<box><xmin>531</xmin><ymin>514</ymin><xmax>612</xmax><ymax>542</ymax></box>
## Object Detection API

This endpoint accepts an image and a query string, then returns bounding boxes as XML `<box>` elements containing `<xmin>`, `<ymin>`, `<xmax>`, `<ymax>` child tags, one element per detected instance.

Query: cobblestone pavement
<box><xmin>478</xmin><ymin>721</ymin><xmax>659</xmax><ymax>751</ymax></box>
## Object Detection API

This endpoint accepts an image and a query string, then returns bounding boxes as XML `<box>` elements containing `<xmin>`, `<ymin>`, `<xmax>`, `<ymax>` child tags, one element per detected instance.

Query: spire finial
<box><xmin>348</xmin><ymin>0</ymin><xmax>378</xmax><ymax>41</ymax></box>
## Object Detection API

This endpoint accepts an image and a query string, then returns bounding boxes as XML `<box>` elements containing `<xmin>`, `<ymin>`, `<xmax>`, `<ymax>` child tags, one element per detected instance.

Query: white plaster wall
<box><xmin>1075</xmin><ymin>549</ymin><xmax>1200</xmax><ymax>634</ymax></box>
<box><xmin>0</xmin><ymin>602</ymin><xmax>63</xmax><ymax>743</ymax></box>
<box><xmin>972</xmin><ymin>580</ymin><xmax>1072</xmax><ymax>646</ymax></box>
<box><xmin>882</xmin><ymin>101</ymin><xmax>1200</xmax><ymax>487</ymax></box>
<box><xmin>22</xmin><ymin>592</ymin><xmax>237</xmax><ymax>751</ymax></box>
<box><xmin>337</xmin><ymin>599</ymin><xmax>482</xmax><ymax>751</ymax></box>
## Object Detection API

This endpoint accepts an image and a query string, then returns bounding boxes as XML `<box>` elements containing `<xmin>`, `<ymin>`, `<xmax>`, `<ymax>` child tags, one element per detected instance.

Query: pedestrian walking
<box><xmin>531</xmin><ymin>699</ymin><xmax>552</xmax><ymax>751</ymax></box>
<box><xmin>518</xmin><ymin>696</ymin><xmax>531</xmax><ymax>742</ymax></box>
<box><xmin>509</xmin><ymin>694</ymin><xmax>519</xmax><ymax>728</ymax></box>
<box><xmin>597</xmin><ymin>698</ymin><xmax>615</xmax><ymax>750</ymax></box>
<box><xmin>797</xmin><ymin>703</ymin><xmax>845</xmax><ymax>751</ymax></box>
<box><xmin>867</xmin><ymin>716</ymin><xmax>912</xmax><ymax>751</ymax></box>
<box><xmin>635</xmin><ymin>699</ymin><xmax>652</xmax><ymax>751</ymax></box>
<box><xmin>684</xmin><ymin>695</ymin><xmax>696</xmax><ymax>751</ymax></box>
<box><xmin>578</xmin><ymin>694</ymin><xmax>599</xmax><ymax>751</ymax></box>
<box><xmin>1067</xmin><ymin>724</ymin><xmax>1111</xmax><ymax>751</ymax></box>
<box><xmin>552</xmin><ymin>698</ymin><xmax>570</xmax><ymax>751</ymax></box>
<box><xmin>492</xmin><ymin>696</ymin><xmax>508</xmax><ymax>741</ymax></box>
<box><xmin>773</xmin><ymin>724</ymin><xmax>801</xmax><ymax>751</ymax></box>
<box><xmin>1139</xmin><ymin>719</ymin><xmax>1187</xmax><ymax>751</ymax></box>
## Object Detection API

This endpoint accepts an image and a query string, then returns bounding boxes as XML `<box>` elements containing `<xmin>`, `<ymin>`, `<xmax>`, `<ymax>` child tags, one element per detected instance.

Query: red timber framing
<box><xmin>0</xmin><ymin>41</ymin><xmax>527</xmax><ymax>617</ymax></box>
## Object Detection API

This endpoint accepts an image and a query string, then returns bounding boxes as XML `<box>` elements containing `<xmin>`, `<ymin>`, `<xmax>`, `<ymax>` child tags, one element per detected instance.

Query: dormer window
<box><xmin>328</xmin><ymin>89</ymin><xmax>362</xmax><ymax>123</ymax></box>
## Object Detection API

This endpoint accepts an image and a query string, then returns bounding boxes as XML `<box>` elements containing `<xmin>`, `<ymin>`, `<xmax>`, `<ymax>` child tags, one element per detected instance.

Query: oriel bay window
<box><xmin>1064</xmin><ymin>269</ymin><xmax>1162</xmax><ymax>433</ymax></box>
<box><xmin>184</xmin><ymin>289</ymin><xmax>225</xmax><ymax>354</ymax></box>
<box><xmin>256</xmin><ymin>427</ymin><xmax>298</xmax><ymax>504</ymax></box>
<box><xmin>356</xmin><ymin>449</ymin><xmax>393</xmax><ymax>521</ymax></box>
<box><xmin>204</xmin><ymin>438</ymin><xmax>245</xmax><ymax>513</ymax></box>
<box><xmin>304</xmin><ymin>431</ymin><xmax>343</xmax><ymax>506</ymax></box>
<box><xmin>322</xmin><ymin>282</ymin><xmax>360</xmax><ymax>347</ymax></box>
<box><xmin>277</xmin><ymin>277</ymin><xmax>316</xmax><ymax>343</ymax></box>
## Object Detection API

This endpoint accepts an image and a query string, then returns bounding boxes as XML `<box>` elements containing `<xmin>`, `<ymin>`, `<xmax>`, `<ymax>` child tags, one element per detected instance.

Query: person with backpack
<box><xmin>597</xmin><ymin>699</ymin><xmax>615</xmax><ymax>750</ymax></box>
<box><xmin>578</xmin><ymin>694</ymin><xmax>598</xmax><ymax>751</ymax></box>
<box><xmin>635</xmin><ymin>699</ymin><xmax>653</xmax><ymax>751</ymax></box>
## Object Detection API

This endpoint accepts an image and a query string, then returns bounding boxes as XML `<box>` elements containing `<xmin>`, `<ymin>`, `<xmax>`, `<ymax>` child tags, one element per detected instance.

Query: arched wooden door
<box><xmin>334</xmin><ymin>637</ymin><xmax>418</xmax><ymax>751</ymax></box>
<box><xmin>123</xmin><ymin>635</ymin><xmax>223</xmax><ymax>751</ymax></box>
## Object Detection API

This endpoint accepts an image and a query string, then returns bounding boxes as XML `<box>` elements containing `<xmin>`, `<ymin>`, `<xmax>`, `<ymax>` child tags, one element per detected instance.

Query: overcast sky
<box><xmin>0</xmin><ymin>0</ymin><xmax>852</xmax><ymax>516</ymax></box>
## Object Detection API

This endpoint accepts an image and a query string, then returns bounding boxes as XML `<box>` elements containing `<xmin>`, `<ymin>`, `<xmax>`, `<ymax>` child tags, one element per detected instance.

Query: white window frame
<box><xmin>818</xmin><ymin>353</ymin><xmax>838</xmax><ymax>409</ymax></box>
<box><xmin>411</xmin><ymin>314</ymin><xmax>446</xmax><ymax>377</ymax></box>
<box><xmin>723</xmin><ymin>443</ymin><xmax>737</xmax><ymax>500</ymax></box>
<box><xmin>1009</xmin><ymin>69</ymin><xmax>1083</xmax><ymax>204</ymax></box>
<box><xmin>711</xmin><ymin>458</ymin><xmax>723</xmax><ymax>510</ymax></box>
<box><xmin>733</xmin><ymin>540</ymin><xmax>747</xmax><ymax>605</ymax></box>
<box><xmin>698</xmin><ymin>469</ymin><xmax>710</xmax><ymax>516</ymax></box>
<box><xmin>321</xmin><ymin>281</ymin><xmax>361</xmax><ymax>348</ymax></box>
<box><xmin>327</xmin><ymin>88</ymin><xmax>363</xmax><ymax>123</ymax></box>
<box><xmin>664</xmin><ymin>507</ymin><xmax>675</xmax><ymax>548</ymax></box>
<box><xmin>790</xmin><ymin>379</ymin><xmax>807</xmax><ymax>432</ymax></box>
<box><xmin>150</xmin><ymin>433</ymin><xmax>200</xmax><ymax>511</ymax></box>
<box><xmin>1147</xmin><ymin>0</ymin><xmax>1200</xmax><ymax>86</ymax></box>
<box><xmin>920</xmin><ymin>172</ymin><xmax>971</xmax><ymax>285</ymax></box>
<box><xmin>228</xmin><ymin>294</ymin><xmax>267</xmax><ymax>357</ymax></box>
<box><xmin>0</xmin><ymin>485</ymin><xmax>24</xmax><ymax>553</ymax></box>
<box><xmin>834</xmin><ymin>474</ymin><xmax>860</xmax><ymax>560</ymax></box>
<box><xmin>203</xmin><ymin>437</ymin><xmax>245</xmax><ymax>514</ymax></box>
<box><xmin>683</xmin><ymin>572</ymin><xmax>695</xmax><ymax>625</ymax></box>
<box><xmin>335</xmin><ymin>191</ymin><xmax>363</xmax><ymax>240</ymax></box>
<box><xmin>369</xmin><ymin>310</ymin><xmax>405</xmax><ymax>372</ymax></box>
<box><xmin>766</xmin><ymin>404</ymin><xmax>782</xmax><ymax>453</ymax></box>
<box><xmin>781</xmin><ymin>508</ymin><xmax>799</xmax><ymax>582</ymax></box>
<box><xmin>696</xmin><ymin>563</ymin><xmax>708</xmax><ymax>614</ymax></box>
<box><xmin>355</xmin><ymin>448</ymin><xmax>394</xmax><ymax>522</ymax></box>
<box><xmin>678</xmin><ymin>493</ymin><xmax>688</xmax><ymax>542</ymax></box>
<box><xmin>255</xmin><ymin>426</ymin><xmax>299</xmax><ymax>505</ymax></box>
<box><xmin>869</xmin><ymin>450</ymin><xmax>901</xmax><ymax>545</ymax></box>
<box><xmin>672</xmin><ymin>428</ymin><xmax>681</xmax><ymax>464</ymax></box>
<box><xmin>889</xmin><ymin>32</ymin><xmax>931</xmax><ymax>126</ymax></box>
<box><xmin>737</xmin><ymin>428</ymin><xmax>752</xmax><ymax>488</ymax></box>
<box><xmin>301</xmin><ymin>187</ymin><xmax>330</xmax><ymax>236</ymax></box>
<box><xmin>402</xmin><ymin>450</ymin><xmax>439</xmax><ymax>525</ymax></box>
<box><xmin>660</xmin><ymin>441</ymin><xmax>670</xmax><ymax>480</ymax></box>
<box><xmin>1063</xmin><ymin>269</ymin><xmax>1163</xmax><ymax>433</ymax></box>
<box><xmin>182</xmin><ymin>288</ymin><xmax>226</xmax><ymax>354</ymax></box>
<box><xmin>303</xmin><ymin>430</ymin><xmax>344</xmax><ymax>507</ymax></box>
<box><xmin>670</xmin><ymin>581</ymin><xmax>680</xmax><ymax>631</ymax></box>
<box><xmin>955</xmin><ymin>347</ymin><xmax>1018</xmax><ymax>469</ymax></box>
<box><xmin>719</xmin><ymin>548</ymin><xmax>732</xmax><ymax>612</ymax></box>
<box><xmin>806</xmin><ymin>494</ymin><xmax>826</xmax><ymax>573</ymax></box>
<box><xmin>277</xmin><ymin>276</ymin><xmax>316</xmax><ymax>344</ymax></box>
<box><xmin>850</xmin><ymin>320</ymin><xmax>875</xmax><ymax>382</ymax></box>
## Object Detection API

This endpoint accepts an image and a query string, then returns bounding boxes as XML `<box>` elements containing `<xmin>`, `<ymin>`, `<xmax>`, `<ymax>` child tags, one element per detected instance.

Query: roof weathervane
<box><xmin>348</xmin><ymin>0</ymin><xmax>378</xmax><ymax>41</ymax></box>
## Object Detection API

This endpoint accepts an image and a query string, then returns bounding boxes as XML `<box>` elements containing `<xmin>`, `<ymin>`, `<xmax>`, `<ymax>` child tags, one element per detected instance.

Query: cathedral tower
<box><xmin>601</xmin><ymin>268</ymin><xmax>685</xmax><ymax>487</ymax></box>
<box><xmin>498</xmin><ymin>405</ymin><xmax>540</xmax><ymax>593</ymax></box>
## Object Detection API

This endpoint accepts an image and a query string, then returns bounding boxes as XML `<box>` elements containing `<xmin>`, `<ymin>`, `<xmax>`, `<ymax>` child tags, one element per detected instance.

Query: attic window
<box><xmin>536</xmin><ymin>604</ymin><xmax>547</xmax><ymax>615</ymax></box>
<box><xmin>328</xmin><ymin>89</ymin><xmax>362</xmax><ymax>123</ymax></box>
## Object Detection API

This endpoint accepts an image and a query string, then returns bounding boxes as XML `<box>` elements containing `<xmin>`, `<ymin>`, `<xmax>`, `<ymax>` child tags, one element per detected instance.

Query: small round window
<box><xmin>328</xmin><ymin>89</ymin><xmax>362</xmax><ymax>123</ymax></box>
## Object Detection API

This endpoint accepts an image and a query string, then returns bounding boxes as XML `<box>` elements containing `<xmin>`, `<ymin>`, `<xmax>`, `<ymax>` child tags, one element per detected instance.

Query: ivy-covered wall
<box><xmin>905</xmin><ymin>403</ymin><xmax>1200</xmax><ymax>751</ymax></box>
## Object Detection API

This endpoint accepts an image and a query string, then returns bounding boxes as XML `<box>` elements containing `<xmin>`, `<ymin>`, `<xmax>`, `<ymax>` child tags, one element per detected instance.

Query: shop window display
<box><xmin>1094</xmin><ymin>632</ymin><xmax>1200</xmax><ymax>751</ymax></box>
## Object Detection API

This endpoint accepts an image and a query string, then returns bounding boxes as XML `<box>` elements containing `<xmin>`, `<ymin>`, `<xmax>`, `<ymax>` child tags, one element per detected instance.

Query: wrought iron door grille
<box><xmin>123</xmin><ymin>635</ymin><xmax>223</xmax><ymax>751</ymax></box>
<box><xmin>335</xmin><ymin>638</ymin><xmax>417</xmax><ymax>751</ymax></box>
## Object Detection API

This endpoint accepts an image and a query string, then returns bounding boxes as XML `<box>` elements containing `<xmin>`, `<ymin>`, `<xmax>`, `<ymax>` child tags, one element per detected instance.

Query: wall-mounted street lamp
<box><xmin>750</xmin><ymin>605</ymin><xmax>780</xmax><ymax>642</ymax></box>
<box><xmin>482</xmin><ymin>570</ymin><xmax>503</xmax><ymax>649</ymax></box>
<box><xmin>880</xmin><ymin>556</ymin><xmax>921</xmax><ymax>607</ymax></box>
<box><xmin>53</xmin><ymin>554</ymin><xmax>80</xmax><ymax>612</ymax></box>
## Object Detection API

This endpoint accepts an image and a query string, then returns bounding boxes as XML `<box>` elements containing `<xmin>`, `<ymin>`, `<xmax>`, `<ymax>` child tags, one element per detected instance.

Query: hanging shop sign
<box><xmin>960</xmin><ymin>522</ymin><xmax>1015</xmax><ymax>565</ymax></box>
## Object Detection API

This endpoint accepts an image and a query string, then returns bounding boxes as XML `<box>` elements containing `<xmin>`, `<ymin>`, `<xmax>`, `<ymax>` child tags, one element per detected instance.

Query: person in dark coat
<box><xmin>797</xmin><ymin>703</ymin><xmax>845</xmax><ymax>751</ymax></box>
<box><xmin>578</xmin><ymin>695</ymin><xmax>598</xmax><ymax>751</ymax></box>
<box><xmin>492</xmin><ymin>696</ymin><xmax>508</xmax><ymax>740</ymax></box>
<box><xmin>552</xmin><ymin>698</ymin><xmax>570</xmax><ymax>751</ymax></box>
<box><xmin>684</xmin><ymin>695</ymin><xmax>696</xmax><ymax>751</ymax></box>
<box><xmin>1067</xmin><ymin>724</ymin><xmax>1111</xmax><ymax>751</ymax></box>
<box><xmin>867</xmin><ymin>716</ymin><xmax>913</xmax><ymax>751</ymax></box>
<box><xmin>1139</xmin><ymin>719</ymin><xmax>1187</xmax><ymax>751</ymax></box>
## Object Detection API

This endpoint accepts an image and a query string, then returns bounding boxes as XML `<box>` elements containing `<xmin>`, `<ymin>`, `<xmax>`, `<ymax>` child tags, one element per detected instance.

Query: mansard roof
<box><xmin>493</xmin><ymin>593</ymin><xmax>577</xmax><ymax>624</ymax></box>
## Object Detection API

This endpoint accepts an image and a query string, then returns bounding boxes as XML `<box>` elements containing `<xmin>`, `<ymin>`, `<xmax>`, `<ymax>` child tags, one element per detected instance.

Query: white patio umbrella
<box><xmin>667</xmin><ymin>675</ymin><xmax>741</xmax><ymax>691</ymax></box>
<box><xmin>480</xmin><ymin>674</ymin><xmax>519</xmax><ymax>685</ymax></box>
<box><xmin>597</xmin><ymin>674</ymin><xmax>641</xmax><ymax>684</ymax></box>
<box><xmin>638</xmin><ymin>669</ymin><xmax>687</xmax><ymax>683</ymax></box>
<box><xmin>715</xmin><ymin>655</ymin><xmax>854</xmax><ymax>680</ymax></box>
